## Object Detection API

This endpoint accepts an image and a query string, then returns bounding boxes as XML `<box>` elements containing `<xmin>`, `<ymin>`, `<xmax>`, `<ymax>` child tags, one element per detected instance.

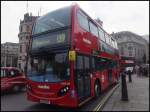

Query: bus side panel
<box><xmin>99</xmin><ymin>70</ymin><xmax>109</xmax><ymax>91</ymax></box>
<box><xmin>90</xmin><ymin>73</ymin><xmax>96</xmax><ymax>97</ymax></box>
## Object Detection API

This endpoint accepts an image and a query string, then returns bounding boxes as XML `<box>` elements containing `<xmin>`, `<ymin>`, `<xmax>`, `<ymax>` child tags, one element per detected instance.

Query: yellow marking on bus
<box><xmin>78</xmin><ymin>97</ymin><xmax>93</xmax><ymax>107</ymax></box>
<box><xmin>69</xmin><ymin>50</ymin><xmax>76</xmax><ymax>61</ymax></box>
<box><xmin>93</xmin><ymin>84</ymin><xmax>119</xmax><ymax>111</ymax></box>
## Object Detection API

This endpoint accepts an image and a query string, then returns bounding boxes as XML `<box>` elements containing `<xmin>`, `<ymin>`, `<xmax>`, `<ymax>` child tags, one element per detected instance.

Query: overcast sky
<box><xmin>1</xmin><ymin>1</ymin><xmax>149</xmax><ymax>43</ymax></box>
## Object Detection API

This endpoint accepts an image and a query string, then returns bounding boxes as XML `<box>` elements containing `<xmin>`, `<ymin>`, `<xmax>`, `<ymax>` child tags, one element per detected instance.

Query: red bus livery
<box><xmin>1</xmin><ymin>67</ymin><xmax>26</xmax><ymax>92</ymax></box>
<box><xmin>26</xmin><ymin>4</ymin><xmax>120</xmax><ymax>107</ymax></box>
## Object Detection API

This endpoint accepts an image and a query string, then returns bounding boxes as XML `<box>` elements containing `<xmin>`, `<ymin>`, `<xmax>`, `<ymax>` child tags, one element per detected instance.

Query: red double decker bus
<box><xmin>26</xmin><ymin>3</ymin><xmax>120</xmax><ymax>107</ymax></box>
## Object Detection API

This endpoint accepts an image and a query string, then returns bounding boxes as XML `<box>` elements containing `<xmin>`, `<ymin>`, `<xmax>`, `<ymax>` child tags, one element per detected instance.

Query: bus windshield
<box><xmin>33</xmin><ymin>6</ymin><xmax>71</xmax><ymax>35</ymax></box>
<box><xmin>27</xmin><ymin>53</ymin><xmax>70</xmax><ymax>82</ymax></box>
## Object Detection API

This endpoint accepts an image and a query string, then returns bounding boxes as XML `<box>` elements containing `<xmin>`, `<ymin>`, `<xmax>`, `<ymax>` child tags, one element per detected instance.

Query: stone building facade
<box><xmin>142</xmin><ymin>35</ymin><xmax>149</xmax><ymax>64</ymax></box>
<box><xmin>1</xmin><ymin>42</ymin><xmax>19</xmax><ymax>67</ymax></box>
<box><xmin>112</xmin><ymin>31</ymin><xmax>149</xmax><ymax>65</ymax></box>
<box><xmin>18</xmin><ymin>13</ymin><xmax>39</xmax><ymax>72</ymax></box>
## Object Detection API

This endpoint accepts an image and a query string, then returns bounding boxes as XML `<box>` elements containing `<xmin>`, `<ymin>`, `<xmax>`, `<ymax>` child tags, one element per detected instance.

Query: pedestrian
<box><xmin>143</xmin><ymin>65</ymin><xmax>147</xmax><ymax>77</ymax></box>
<box><xmin>139</xmin><ymin>66</ymin><xmax>143</xmax><ymax>77</ymax></box>
<box><xmin>135</xmin><ymin>65</ymin><xmax>139</xmax><ymax>77</ymax></box>
<box><xmin>146</xmin><ymin>64</ymin><xmax>149</xmax><ymax>77</ymax></box>
<box><xmin>133</xmin><ymin>66</ymin><xmax>135</xmax><ymax>75</ymax></box>
<box><xmin>127</xmin><ymin>70</ymin><xmax>132</xmax><ymax>82</ymax></box>
<box><xmin>121</xmin><ymin>67</ymin><xmax>128</xmax><ymax>101</ymax></box>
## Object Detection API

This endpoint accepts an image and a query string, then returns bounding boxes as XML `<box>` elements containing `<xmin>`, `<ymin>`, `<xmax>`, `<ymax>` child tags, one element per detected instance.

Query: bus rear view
<box><xmin>26</xmin><ymin>6</ymin><xmax>77</xmax><ymax>107</ymax></box>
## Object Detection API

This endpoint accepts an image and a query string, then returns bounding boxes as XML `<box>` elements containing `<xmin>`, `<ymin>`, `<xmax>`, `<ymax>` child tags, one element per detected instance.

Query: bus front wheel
<box><xmin>94</xmin><ymin>82</ymin><xmax>101</xmax><ymax>98</ymax></box>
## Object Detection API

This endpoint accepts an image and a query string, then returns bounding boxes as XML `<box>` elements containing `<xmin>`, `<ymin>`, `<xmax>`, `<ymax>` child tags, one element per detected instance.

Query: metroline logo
<box><xmin>83</xmin><ymin>38</ymin><xmax>91</xmax><ymax>45</ymax></box>
<box><xmin>38</xmin><ymin>85</ymin><xmax>50</xmax><ymax>89</ymax></box>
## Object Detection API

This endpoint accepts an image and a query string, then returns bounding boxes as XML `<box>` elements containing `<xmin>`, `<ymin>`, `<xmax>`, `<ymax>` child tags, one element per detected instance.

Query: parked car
<box><xmin>1</xmin><ymin>67</ymin><xmax>26</xmax><ymax>93</ymax></box>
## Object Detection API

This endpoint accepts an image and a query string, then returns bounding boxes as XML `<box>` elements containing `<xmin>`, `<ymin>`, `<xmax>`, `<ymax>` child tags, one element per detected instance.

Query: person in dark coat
<box><xmin>127</xmin><ymin>70</ymin><xmax>132</xmax><ymax>82</ymax></box>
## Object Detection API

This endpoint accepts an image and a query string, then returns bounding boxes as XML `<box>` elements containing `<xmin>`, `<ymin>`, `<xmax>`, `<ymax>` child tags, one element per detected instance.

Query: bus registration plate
<box><xmin>40</xmin><ymin>100</ymin><xmax>50</xmax><ymax>104</ymax></box>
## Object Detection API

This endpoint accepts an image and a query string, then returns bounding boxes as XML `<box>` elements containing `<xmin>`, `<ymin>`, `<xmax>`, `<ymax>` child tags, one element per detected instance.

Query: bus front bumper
<box><xmin>27</xmin><ymin>90</ymin><xmax>78</xmax><ymax>108</ymax></box>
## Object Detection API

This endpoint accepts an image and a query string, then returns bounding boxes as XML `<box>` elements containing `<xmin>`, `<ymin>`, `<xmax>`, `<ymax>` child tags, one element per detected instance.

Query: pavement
<box><xmin>102</xmin><ymin>74</ymin><xmax>149</xmax><ymax>111</ymax></box>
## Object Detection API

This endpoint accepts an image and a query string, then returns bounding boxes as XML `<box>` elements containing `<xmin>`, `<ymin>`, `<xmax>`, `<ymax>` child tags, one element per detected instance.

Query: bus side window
<box><xmin>95</xmin><ymin>58</ymin><xmax>102</xmax><ymax>71</ymax></box>
<box><xmin>91</xmin><ymin>57</ymin><xmax>96</xmax><ymax>72</ymax></box>
<box><xmin>98</xmin><ymin>28</ymin><xmax>105</xmax><ymax>42</ymax></box>
<box><xmin>89</xmin><ymin>21</ymin><xmax>98</xmax><ymax>37</ymax></box>
<box><xmin>75</xmin><ymin>55</ymin><xmax>84</xmax><ymax>76</ymax></box>
<box><xmin>84</xmin><ymin>56</ymin><xmax>90</xmax><ymax>74</ymax></box>
<box><xmin>77</xmin><ymin>10</ymin><xmax>89</xmax><ymax>32</ymax></box>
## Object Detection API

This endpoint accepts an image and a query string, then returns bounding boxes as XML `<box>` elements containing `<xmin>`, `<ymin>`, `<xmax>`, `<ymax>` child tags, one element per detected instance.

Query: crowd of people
<box><xmin>134</xmin><ymin>64</ymin><xmax>149</xmax><ymax>77</ymax></box>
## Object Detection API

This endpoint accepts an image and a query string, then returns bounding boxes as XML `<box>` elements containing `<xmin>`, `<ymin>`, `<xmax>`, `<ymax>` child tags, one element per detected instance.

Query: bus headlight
<box><xmin>57</xmin><ymin>86</ymin><xmax>69</xmax><ymax>96</ymax></box>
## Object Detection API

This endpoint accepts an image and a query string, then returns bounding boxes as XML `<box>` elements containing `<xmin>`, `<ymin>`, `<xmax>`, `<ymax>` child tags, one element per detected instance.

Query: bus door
<box><xmin>83</xmin><ymin>56</ymin><xmax>91</xmax><ymax>97</ymax></box>
<box><xmin>75</xmin><ymin>55</ymin><xmax>91</xmax><ymax>102</ymax></box>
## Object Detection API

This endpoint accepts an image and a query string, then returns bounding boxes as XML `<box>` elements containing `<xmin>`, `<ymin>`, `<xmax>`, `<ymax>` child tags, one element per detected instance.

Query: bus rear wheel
<box><xmin>94</xmin><ymin>82</ymin><xmax>101</xmax><ymax>98</ymax></box>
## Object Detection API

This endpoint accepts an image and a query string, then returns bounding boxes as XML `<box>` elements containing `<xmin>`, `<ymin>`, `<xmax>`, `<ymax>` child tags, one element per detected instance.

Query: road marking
<box><xmin>79</xmin><ymin>97</ymin><xmax>93</xmax><ymax>107</ymax></box>
<box><xmin>93</xmin><ymin>84</ymin><xmax>119</xmax><ymax>111</ymax></box>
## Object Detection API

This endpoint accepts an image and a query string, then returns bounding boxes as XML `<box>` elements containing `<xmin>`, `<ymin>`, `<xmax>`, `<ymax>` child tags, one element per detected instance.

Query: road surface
<box><xmin>1</xmin><ymin>84</ymin><xmax>118</xmax><ymax>111</ymax></box>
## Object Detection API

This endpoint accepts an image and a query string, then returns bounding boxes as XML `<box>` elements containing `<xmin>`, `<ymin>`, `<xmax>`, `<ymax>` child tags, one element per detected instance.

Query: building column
<box><xmin>4</xmin><ymin>55</ymin><xmax>7</xmax><ymax>67</ymax></box>
<box><xmin>10</xmin><ymin>57</ymin><xmax>12</xmax><ymax>67</ymax></box>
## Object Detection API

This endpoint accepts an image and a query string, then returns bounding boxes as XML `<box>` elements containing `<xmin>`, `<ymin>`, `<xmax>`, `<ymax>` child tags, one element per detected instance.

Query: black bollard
<box><xmin>128</xmin><ymin>70</ymin><xmax>132</xmax><ymax>83</ymax></box>
<box><xmin>121</xmin><ymin>71</ymin><xmax>128</xmax><ymax>101</ymax></box>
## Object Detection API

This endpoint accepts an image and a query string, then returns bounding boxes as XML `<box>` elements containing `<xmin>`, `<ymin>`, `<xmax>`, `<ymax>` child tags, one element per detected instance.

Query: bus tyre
<box><xmin>94</xmin><ymin>83</ymin><xmax>100</xmax><ymax>98</ymax></box>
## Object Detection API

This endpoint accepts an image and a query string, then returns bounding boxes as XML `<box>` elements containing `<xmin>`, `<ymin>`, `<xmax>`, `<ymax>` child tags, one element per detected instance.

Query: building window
<box><xmin>138</xmin><ymin>49</ymin><xmax>140</xmax><ymax>55</ymax></box>
<box><xmin>26</xmin><ymin>25</ymin><xmax>30</xmax><ymax>32</ymax></box>
<box><xmin>26</xmin><ymin>45</ymin><xmax>28</xmax><ymax>52</ymax></box>
<box><xmin>128</xmin><ymin>46</ymin><xmax>133</xmax><ymax>50</ymax></box>
<box><xmin>135</xmin><ymin>48</ymin><xmax>136</xmax><ymax>56</ymax></box>
<box><xmin>20</xmin><ymin>26</ymin><xmax>22</xmax><ymax>32</ymax></box>
<box><xmin>89</xmin><ymin>21</ymin><xmax>98</xmax><ymax>37</ymax></box>
<box><xmin>129</xmin><ymin>51</ymin><xmax>132</xmax><ymax>56</ymax></box>
<box><xmin>20</xmin><ymin>45</ymin><xmax>22</xmax><ymax>53</ymax></box>
<box><xmin>105</xmin><ymin>33</ymin><xmax>110</xmax><ymax>44</ymax></box>
<box><xmin>121</xmin><ymin>46</ymin><xmax>124</xmax><ymax>55</ymax></box>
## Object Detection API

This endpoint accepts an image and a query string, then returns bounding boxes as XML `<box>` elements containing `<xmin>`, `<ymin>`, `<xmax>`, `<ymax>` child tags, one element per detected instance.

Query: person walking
<box><xmin>146</xmin><ymin>64</ymin><xmax>149</xmax><ymax>77</ymax></box>
<box><xmin>127</xmin><ymin>70</ymin><xmax>132</xmax><ymax>82</ymax></box>
<box><xmin>139</xmin><ymin>65</ymin><xmax>144</xmax><ymax>77</ymax></box>
<box><xmin>143</xmin><ymin>65</ymin><xmax>148</xmax><ymax>77</ymax></box>
<box><xmin>135</xmin><ymin>65</ymin><xmax>139</xmax><ymax>77</ymax></box>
